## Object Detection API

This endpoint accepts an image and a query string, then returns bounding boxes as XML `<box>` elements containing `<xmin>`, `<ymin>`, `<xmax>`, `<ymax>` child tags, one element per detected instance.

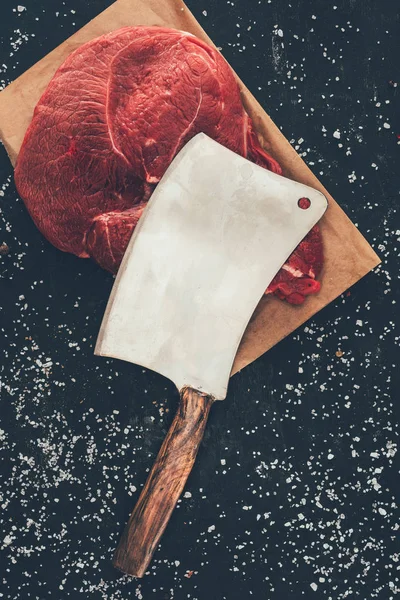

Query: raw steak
<box><xmin>14</xmin><ymin>26</ymin><xmax>323</xmax><ymax>304</ymax></box>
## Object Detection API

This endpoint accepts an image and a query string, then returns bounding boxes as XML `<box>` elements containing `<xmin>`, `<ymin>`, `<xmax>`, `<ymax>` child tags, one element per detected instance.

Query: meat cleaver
<box><xmin>95</xmin><ymin>133</ymin><xmax>327</xmax><ymax>577</ymax></box>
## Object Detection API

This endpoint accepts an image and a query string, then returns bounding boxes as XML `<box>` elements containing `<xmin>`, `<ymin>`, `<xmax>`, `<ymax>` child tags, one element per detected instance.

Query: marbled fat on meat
<box><xmin>14</xmin><ymin>26</ymin><xmax>323</xmax><ymax>304</ymax></box>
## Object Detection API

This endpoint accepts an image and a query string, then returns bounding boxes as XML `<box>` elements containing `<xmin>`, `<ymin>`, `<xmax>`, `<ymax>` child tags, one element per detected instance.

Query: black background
<box><xmin>0</xmin><ymin>1</ymin><xmax>399</xmax><ymax>599</ymax></box>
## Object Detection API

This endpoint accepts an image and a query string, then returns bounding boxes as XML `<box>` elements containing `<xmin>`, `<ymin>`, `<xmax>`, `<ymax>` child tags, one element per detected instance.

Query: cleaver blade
<box><xmin>95</xmin><ymin>133</ymin><xmax>327</xmax><ymax>577</ymax></box>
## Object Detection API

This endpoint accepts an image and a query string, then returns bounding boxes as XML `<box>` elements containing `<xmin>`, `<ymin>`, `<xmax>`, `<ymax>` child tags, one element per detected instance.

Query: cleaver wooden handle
<box><xmin>113</xmin><ymin>386</ymin><xmax>214</xmax><ymax>577</ymax></box>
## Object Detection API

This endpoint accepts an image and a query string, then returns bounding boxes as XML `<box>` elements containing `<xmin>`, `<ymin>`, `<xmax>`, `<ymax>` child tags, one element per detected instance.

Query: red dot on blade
<box><xmin>298</xmin><ymin>197</ymin><xmax>311</xmax><ymax>209</ymax></box>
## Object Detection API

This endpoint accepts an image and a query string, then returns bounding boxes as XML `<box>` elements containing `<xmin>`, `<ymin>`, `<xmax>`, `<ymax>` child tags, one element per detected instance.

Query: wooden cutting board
<box><xmin>0</xmin><ymin>0</ymin><xmax>380</xmax><ymax>374</ymax></box>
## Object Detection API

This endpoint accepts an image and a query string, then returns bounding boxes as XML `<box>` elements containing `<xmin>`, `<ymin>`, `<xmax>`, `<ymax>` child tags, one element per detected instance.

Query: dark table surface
<box><xmin>0</xmin><ymin>1</ymin><xmax>398</xmax><ymax>598</ymax></box>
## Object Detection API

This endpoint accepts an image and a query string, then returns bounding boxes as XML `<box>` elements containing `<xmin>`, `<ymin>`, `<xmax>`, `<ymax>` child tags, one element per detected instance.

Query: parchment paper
<box><xmin>0</xmin><ymin>0</ymin><xmax>380</xmax><ymax>374</ymax></box>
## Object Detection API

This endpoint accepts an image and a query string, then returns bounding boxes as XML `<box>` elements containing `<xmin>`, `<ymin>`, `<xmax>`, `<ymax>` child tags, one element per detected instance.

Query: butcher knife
<box><xmin>95</xmin><ymin>133</ymin><xmax>327</xmax><ymax>577</ymax></box>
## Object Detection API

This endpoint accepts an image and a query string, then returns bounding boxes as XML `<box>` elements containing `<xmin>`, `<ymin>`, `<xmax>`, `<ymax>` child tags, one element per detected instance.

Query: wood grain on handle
<box><xmin>113</xmin><ymin>386</ymin><xmax>214</xmax><ymax>577</ymax></box>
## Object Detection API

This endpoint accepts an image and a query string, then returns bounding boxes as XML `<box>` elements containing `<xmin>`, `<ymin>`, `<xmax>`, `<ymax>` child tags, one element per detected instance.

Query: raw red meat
<box><xmin>14</xmin><ymin>26</ymin><xmax>323</xmax><ymax>304</ymax></box>
<box><xmin>266</xmin><ymin>227</ymin><xmax>323</xmax><ymax>305</ymax></box>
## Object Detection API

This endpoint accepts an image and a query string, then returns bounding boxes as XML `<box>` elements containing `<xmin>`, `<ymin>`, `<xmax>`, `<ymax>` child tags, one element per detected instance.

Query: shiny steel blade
<box><xmin>95</xmin><ymin>133</ymin><xmax>327</xmax><ymax>400</ymax></box>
